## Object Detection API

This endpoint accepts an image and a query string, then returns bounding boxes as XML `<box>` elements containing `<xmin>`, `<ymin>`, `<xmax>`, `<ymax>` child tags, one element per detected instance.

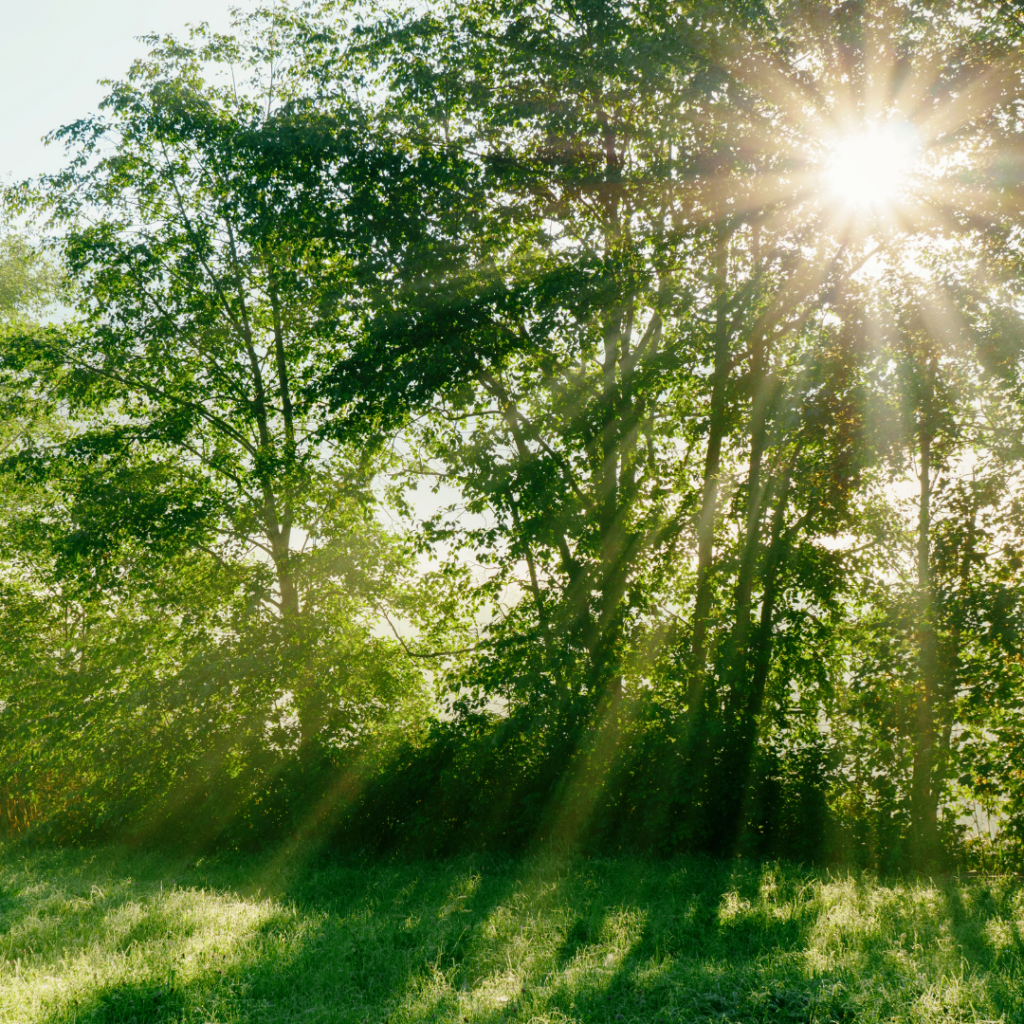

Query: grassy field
<box><xmin>0</xmin><ymin>845</ymin><xmax>1021</xmax><ymax>1024</ymax></box>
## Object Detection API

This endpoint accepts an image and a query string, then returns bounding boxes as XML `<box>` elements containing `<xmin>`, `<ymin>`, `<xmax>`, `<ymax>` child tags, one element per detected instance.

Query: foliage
<box><xmin>2</xmin><ymin>0</ymin><xmax>1024</xmax><ymax>870</ymax></box>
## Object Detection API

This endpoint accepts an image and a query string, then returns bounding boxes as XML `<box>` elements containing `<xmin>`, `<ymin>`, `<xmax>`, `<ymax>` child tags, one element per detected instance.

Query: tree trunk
<box><xmin>711</xmin><ymin>461</ymin><xmax>795</xmax><ymax>853</ymax></box>
<box><xmin>721</xmin><ymin>334</ymin><xmax>776</xmax><ymax>711</ymax></box>
<box><xmin>910</xmin><ymin>352</ymin><xmax>942</xmax><ymax>869</ymax></box>
<box><xmin>688</xmin><ymin>234</ymin><xmax>732</xmax><ymax>712</ymax></box>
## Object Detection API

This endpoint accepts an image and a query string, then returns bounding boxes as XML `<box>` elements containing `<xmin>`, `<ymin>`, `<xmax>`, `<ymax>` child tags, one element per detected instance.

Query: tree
<box><xmin>316</xmin><ymin>0</ymin><xmax>1024</xmax><ymax>857</ymax></box>
<box><xmin>0</xmin><ymin>14</ymin><xmax>436</xmax><ymax>841</ymax></box>
<box><xmin>2</xmin><ymin>18</ymin><xmax>437</xmax><ymax>748</ymax></box>
<box><xmin>5</xmin><ymin>0</ymin><xmax>1024</xmax><ymax>861</ymax></box>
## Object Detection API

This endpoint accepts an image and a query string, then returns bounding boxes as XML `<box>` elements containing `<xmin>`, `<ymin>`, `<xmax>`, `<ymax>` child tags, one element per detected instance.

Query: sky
<box><xmin>1</xmin><ymin>0</ymin><xmax>242</xmax><ymax>185</ymax></box>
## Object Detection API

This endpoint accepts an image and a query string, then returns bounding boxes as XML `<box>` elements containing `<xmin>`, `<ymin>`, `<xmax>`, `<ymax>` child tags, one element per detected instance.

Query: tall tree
<box><xmin>1</xmin><ymin>15</ymin><xmax>430</xmax><ymax>804</ymax></box>
<box><xmin>18</xmin><ymin>23</ymin><xmax>380</xmax><ymax>621</ymax></box>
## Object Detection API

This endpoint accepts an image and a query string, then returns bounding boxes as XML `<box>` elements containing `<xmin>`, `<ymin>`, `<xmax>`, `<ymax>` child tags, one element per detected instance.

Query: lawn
<box><xmin>0</xmin><ymin>844</ymin><xmax>1021</xmax><ymax>1023</ymax></box>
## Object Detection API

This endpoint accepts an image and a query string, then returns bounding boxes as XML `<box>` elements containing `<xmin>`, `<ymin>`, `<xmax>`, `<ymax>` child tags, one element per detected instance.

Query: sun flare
<box><xmin>825</xmin><ymin>122</ymin><xmax>920</xmax><ymax>210</ymax></box>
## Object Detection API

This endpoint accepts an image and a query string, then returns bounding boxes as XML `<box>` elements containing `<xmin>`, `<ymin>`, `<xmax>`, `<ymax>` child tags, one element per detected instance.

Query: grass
<box><xmin>0</xmin><ymin>845</ymin><xmax>1022</xmax><ymax>1023</ymax></box>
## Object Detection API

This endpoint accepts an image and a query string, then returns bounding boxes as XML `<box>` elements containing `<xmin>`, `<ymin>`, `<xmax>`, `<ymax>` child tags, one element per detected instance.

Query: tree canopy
<box><xmin>2</xmin><ymin>0</ymin><xmax>1024</xmax><ymax>868</ymax></box>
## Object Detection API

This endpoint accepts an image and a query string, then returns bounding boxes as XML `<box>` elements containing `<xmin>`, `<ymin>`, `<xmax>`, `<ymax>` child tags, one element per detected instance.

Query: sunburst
<box><xmin>824</xmin><ymin>122</ymin><xmax>921</xmax><ymax>212</ymax></box>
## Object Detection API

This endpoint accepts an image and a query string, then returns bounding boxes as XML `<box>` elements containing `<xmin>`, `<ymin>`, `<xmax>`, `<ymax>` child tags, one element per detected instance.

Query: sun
<box><xmin>824</xmin><ymin>122</ymin><xmax>920</xmax><ymax>210</ymax></box>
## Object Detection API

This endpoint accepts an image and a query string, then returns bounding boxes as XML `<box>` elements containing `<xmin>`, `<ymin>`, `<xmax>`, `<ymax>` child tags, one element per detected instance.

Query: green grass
<box><xmin>0</xmin><ymin>845</ymin><xmax>1022</xmax><ymax>1024</ymax></box>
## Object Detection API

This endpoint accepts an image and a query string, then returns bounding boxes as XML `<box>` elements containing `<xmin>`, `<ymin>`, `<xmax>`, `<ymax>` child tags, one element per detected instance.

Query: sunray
<box><xmin>685</xmin><ymin>0</ymin><xmax>1023</xmax><ymax>263</ymax></box>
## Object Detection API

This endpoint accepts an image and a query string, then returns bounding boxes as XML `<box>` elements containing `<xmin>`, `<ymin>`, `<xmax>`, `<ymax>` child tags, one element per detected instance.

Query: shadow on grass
<box><xmin>477</xmin><ymin>859</ymin><xmax>833</xmax><ymax>1024</ymax></box>
<box><xmin>939</xmin><ymin>876</ymin><xmax>1024</xmax><ymax>1021</ymax></box>
<box><xmin>15</xmin><ymin>849</ymin><xmax>522</xmax><ymax>1024</ymax></box>
<box><xmin>2</xmin><ymin>849</ymin><xmax>1021</xmax><ymax>1024</ymax></box>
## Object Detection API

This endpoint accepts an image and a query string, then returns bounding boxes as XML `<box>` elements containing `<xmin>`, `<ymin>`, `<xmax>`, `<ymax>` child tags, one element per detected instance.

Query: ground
<box><xmin>0</xmin><ymin>845</ymin><xmax>1021</xmax><ymax>1023</ymax></box>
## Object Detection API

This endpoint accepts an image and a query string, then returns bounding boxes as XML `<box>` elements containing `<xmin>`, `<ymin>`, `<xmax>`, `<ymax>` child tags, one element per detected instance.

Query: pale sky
<box><xmin>1</xmin><ymin>0</ymin><xmax>242</xmax><ymax>185</ymax></box>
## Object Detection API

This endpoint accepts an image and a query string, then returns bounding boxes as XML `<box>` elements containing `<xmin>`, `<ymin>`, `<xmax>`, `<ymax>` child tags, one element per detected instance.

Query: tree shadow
<box><xmin>938</xmin><ymin>875</ymin><xmax>1024</xmax><ymax>1020</ymax></box>
<box><xmin>20</xmin><ymin>848</ymin><xmax>520</xmax><ymax>1024</ymax></box>
<box><xmin>496</xmin><ymin>858</ymin><xmax>830</xmax><ymax>1024</ymax></box>
<box><xmin>5</xmin><ymin>850</ymin><xmax>1022</xmax><ymax>1024</ymax></box>
<box><xmin>440</xmin><ymin>860</ymin><xmax>1021</xmax><ymax>1024</ymax></box>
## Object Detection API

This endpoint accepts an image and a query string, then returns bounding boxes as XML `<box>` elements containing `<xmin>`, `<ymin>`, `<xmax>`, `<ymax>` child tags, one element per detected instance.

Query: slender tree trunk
<box><xmin>722</xmin><ymin>336</ymin><xmax>775</xmax><ymax>708</ymax></box>
<box><xmin>264</xmin><ymin>278</ymin><xmax>300</xmax><ymax>619</ymax></box>
<box><xmin>273</xmin><ymin>549</ymin><xmax>300</xmax><ymax>618</ymax></box>
<box><xmin>713</xmin><ymin>463</ymin><xmax>795</xmax><ymax>851</ymax></box>
<box><xmin>688</xmin><ymin>235</ymin><xmax>732</xmax><ymax>711</ymax></box>
<box><xmin>911</xmin><ymin>352</ymin><xmax>942</xmax><ymax>868</ymax></box>
<box><xmin>587</xmin><ymin>100</ymin><xmax>632</xmax><ymax>701</ymax></box>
